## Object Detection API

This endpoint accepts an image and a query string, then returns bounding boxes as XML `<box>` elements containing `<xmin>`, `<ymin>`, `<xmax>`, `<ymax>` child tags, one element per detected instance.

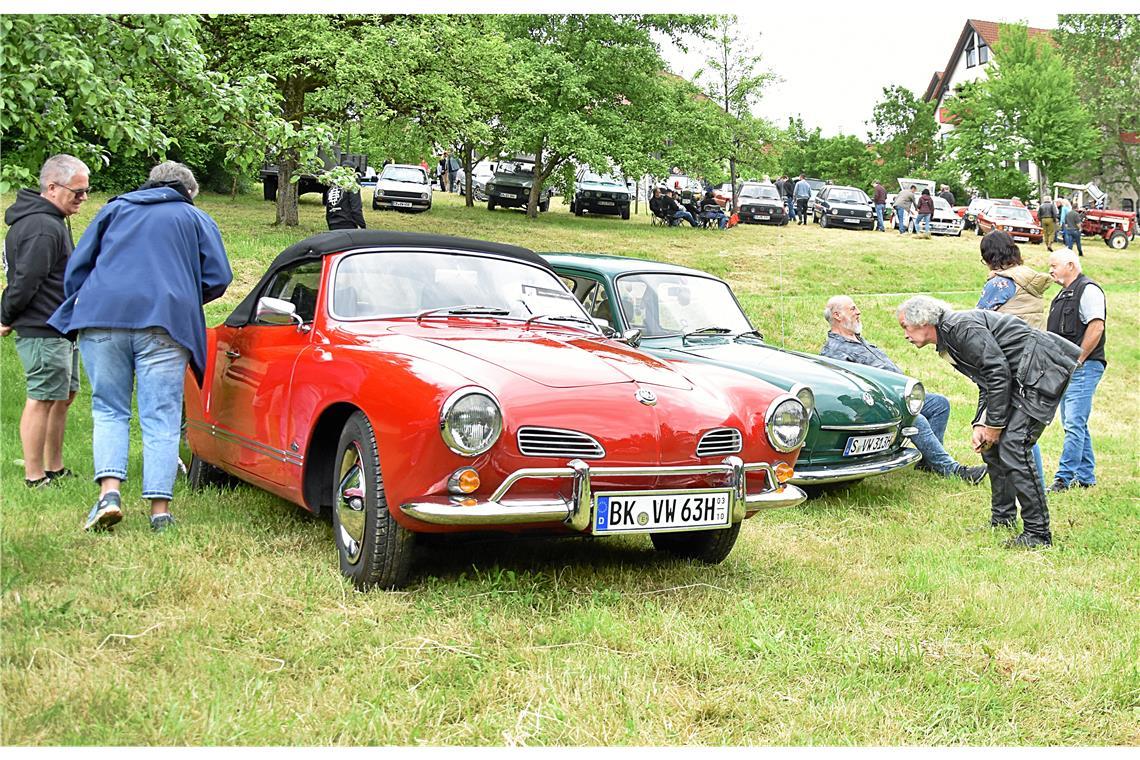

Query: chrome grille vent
<box><xmin>696</xmin><ymin>428</ymin><xmax>743</xmax><ymax>457</ymax></box>
<box><xmin>517</xmin><ymin>427</ymin><xmax>605</xmax><ymax>459</ymax></box>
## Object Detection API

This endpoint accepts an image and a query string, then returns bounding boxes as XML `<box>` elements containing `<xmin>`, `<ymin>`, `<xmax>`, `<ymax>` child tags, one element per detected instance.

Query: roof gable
<box><xmin>924</xmin><ymin>19</ymin><xmax>1055</xmax><ymax>104</ymax></box>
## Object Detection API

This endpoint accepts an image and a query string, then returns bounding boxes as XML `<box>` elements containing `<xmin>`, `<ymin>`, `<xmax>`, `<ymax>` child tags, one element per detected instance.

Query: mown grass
<box><xmin>2</xmin><ymin>189</ymin><xmax>1138</xmax><ymax>745</ymax></box>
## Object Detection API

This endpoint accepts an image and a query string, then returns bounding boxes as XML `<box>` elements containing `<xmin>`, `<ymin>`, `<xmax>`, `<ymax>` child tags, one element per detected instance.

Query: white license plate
<box><xmin>500</xmin><ymin>192</ymin><xmax>517</xmax><ymax>199</ymax></box>
<box><xmin>844</xmin><ymin>217</ymin><xmax>860</xmax><ymax>224</ymax></box>
<box><xmin>598</xmin><ymin>200</ymin><xmax>614</xmax><ymax>206</ymax></box>
<box><xmin>1013</xmin><ymin>236</ymin><xmax>1028</xmax><ymax>242</ymax></box>
<box><xmin>843</xmin><ymin>433</ymin><xmax>894</xmax><ymax>456</ymax></box>
<box><xmin>594</xmin><ymin>489</ymin><xmax>731</xmax><ymax>534</ymax></box>
<box><xmin>755</xmin><ymin>214</ymin><xmax>770</xmax><ymax>220</ymax></box>
<box><xmin>393</xmin><ymin>201</ymin><xmax>413</xmax><ymax>208</ymax></box>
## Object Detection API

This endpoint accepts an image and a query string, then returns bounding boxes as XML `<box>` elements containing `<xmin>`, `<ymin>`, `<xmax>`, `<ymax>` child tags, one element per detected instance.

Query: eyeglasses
<box><xmin>55</xmin><ymin>183</ymin><xmax>90</xmax><ymax>198</ymax></box>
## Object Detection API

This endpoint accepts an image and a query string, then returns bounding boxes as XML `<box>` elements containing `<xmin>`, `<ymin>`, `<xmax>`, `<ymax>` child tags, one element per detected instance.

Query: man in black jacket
<box><xmin>1</xmin><ymin>154</ymin><xmax>90</xmax><ymax>487</ymax></box>
<box><xmin>896</xmin><ymin>296</ymin><xmax>1080</xmax><ymax>547</ymax></box>
<box><xmin>325</xmin><ymin>184</ymin><xmax>366</xmax><ymax>230</ymax></box>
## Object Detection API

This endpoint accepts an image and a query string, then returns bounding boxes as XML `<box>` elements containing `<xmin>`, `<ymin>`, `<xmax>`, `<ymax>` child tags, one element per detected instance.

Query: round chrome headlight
<box><xmin>766</xmin><ymin>396</ymin><xmax>809</xmax><ymax>453</ymax></box>
<box><xmin>440</xmin><ymin>388</ymin><xmax>503</xmax><ymax>456</ymax></box>
<box><xmin>420</xmin><ymin>192</ymin><xmax>429</xmax><ymax>199</ymax></box>
<box><xmin>904</xmin><ymin>378</ymin><xmax>926</xmax><ymax>416</ymax></box>
<box><xmin>790</xmin><ymin>383</ymin><xmax>815</xmax><ymax>416</ymax></box>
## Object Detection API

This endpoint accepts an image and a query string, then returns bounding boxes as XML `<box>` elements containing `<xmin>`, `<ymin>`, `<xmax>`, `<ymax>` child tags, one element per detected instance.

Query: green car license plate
<box><xmin>593</xmin><ymin>489</ymin><xmax>731</xmax><ymax>534</ymax></box>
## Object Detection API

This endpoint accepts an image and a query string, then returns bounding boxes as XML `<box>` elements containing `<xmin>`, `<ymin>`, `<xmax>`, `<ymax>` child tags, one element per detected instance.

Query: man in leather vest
<box><xmin>897</xmin><ymin>296</ymin><xmax>1080</xmax><ymax>548</ymax></box>
<box><xmin>1046</xmin><ymin>249</ymin><xmax>1107</xmax><ymax>492</ymax></box>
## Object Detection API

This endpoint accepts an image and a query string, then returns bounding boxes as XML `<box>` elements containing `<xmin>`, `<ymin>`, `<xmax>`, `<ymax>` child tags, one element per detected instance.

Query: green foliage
<box><xmin>777</xmin><ymin>118</ymin><xmax>876</xmax><ymax>188</ymax></box>
<box><xmin>1055</xmin><ymin>14</ymin><xmax>1140</xmax><ymax>198</ymax></box>
<box><xmin>868</xmin><ymin>86</ymin><xmax>940</xmax><ymax>180</ymax></box>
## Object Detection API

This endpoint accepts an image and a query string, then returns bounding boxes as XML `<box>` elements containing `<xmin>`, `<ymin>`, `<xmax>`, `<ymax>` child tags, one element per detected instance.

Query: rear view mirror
<box><xmin>621</xmin><ymin>328</ymin><xmax>643</xmax><ymax>348</ymax></box>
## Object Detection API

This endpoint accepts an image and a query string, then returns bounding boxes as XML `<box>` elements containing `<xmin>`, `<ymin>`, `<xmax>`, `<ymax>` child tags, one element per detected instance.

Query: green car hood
<box><xmin>645</xmin><ymin>338</ymin><xmax>905</xmax><ymax>428</ymax></box>
<box><xmin>492</xmin><ymin>174</ymin><xmax>535</xmax><ymax>190</ymax></box>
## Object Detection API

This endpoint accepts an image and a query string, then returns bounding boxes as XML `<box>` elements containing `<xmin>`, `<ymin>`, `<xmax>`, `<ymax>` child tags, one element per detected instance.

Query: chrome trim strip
<box><xmin>400</xmin><ymin>456</ymin><xmax>797</xmax><ymax>528</ymax></box>
<box><xmin>187</xmin><ymin>419</ymin><xmax>303</xmax><ymax>466</ymax></box>
<box><xmin>819</xmin><ymin>419</ymin><xmax>901</xmax><ymax>432</ymax></box>
<box><xmin>789</xmin><ymin>447</ymin><xmax>922</xmax><ymax>484</ymax></box>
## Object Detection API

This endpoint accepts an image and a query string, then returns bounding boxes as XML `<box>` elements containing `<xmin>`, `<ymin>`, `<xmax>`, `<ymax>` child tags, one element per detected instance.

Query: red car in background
<box><xmin>182</xmin><ymin>231</ymin><xmax>810</xmax><ymax>589</ymax></box>
<box><xmin>975</xmin><ymin>202</ymin><xmax>1042</xmax><ymax>244</ymax></box>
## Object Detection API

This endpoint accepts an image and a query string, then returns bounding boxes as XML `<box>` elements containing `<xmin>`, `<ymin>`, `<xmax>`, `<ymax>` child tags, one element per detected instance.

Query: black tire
<box><xmin>185</xmin><ymin>454</ymin><xmax>236</xmax><ymax>490</ymax></box>
<box><xmin>1107</xmin><ymin>230</ymin><xmax>1128</xmax><ymax>250</ymax></box>
<box><xmin>573</xmin><ymin>202</ymin><xmax>583</xmax><ymax>217</ymax></box>
<box><xmin>539</xmin><ymin>198</ymin><xmax>550</xmax><ymax>213</ymax></box>
<box><xmin>976</xmin><ymin>224</ymin><xmax>984</xmax><ymax>236</ymax></box>
<box><xmin>620</xmin><ymin>205</ymin><xmax>630</xmax><ymax>220</ymax></box>
<box><xmin>650</xmin><ymin>522</ymin><xmax>741</xmax><ymax>564</ymax></box>
<box><xmin>487</xmin><ymin>198</ymin><xmax>497</xmax><ymax>211</ymax></box>
<box><xmin>820</xmin><ymin>213</ymin><xmax>829</xmax><ymax>228</ymax></box>
<box><xmin>332</xmin><ymin>411</ymin><xmax>415</xmax><ymax>590</ymax></box>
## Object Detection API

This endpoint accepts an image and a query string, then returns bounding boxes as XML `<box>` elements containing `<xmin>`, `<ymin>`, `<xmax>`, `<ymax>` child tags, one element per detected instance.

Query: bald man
<box><xmin>1046</xmin><ymin>249</ymin><xmax>1106</xmax><ymax>492</ymax></box>
<box><xmin>821</xmin><ymin>295</ymin><xmax>986</xmax><ymax>484</ymax></box>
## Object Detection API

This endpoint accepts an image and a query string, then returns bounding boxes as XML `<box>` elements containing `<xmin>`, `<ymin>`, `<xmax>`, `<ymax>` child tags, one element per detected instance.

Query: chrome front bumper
<box><xmin>401</xmin><ymin>456</ymin><xmax>807</xmax><ymax>530</ymax></box>
<box><xmin>789</xmin><ymin>446</ymin><xmax>923</xmax><ymax>485</ymax></box>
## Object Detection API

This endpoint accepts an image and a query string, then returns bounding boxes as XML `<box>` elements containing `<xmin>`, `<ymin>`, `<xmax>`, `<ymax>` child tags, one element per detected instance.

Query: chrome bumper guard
<box><xmin>401</xmin><ymin>456</ymin><xmax>807</xmax><ymax>530</ymax></box>
<box><xmin>789</xmin><ymin>446</ymin><xmax>922</xmax><ymax>485</ymax></box>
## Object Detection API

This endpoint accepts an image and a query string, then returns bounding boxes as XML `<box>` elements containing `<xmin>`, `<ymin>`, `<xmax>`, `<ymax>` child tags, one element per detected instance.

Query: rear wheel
<box><xmin>487</xmin><ymin>197</ymin><xmax>497</xmax><ymax>211</ymax></box>
<box><xmin>332</xmin><ymin>411</ymin><xmax>415</xmax><ymax>590</ymax></box>
<box><xmin>1107</xmin><ymin>230</ymin><xmax>1128</xmax><ymax>249</ymax></box>
<box><xmin>650</xmin><ymin>522</ymin><xmax>741</xmax><ymax>564</ymax></box>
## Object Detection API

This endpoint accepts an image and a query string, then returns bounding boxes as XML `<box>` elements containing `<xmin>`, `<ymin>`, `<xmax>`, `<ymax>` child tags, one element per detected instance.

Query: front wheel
<box><xmin>650</xmin><ymin>522</ymin><xmax>741</xmax><ymax>564</ymax></box>
<box><xmin>820</xmin><ymin>213</ymin><xmax>828</xmax><ymax>228</ymax></box>
<box><xmin>1107</xmin><ymin>230</ymin><xmax>1128</xmax><ymax>249</ymax></box>
<box><xmin>332</xmin><ymin>411</ymin><xmax>415</xmax><ymax>590</ymax></box>
<box><xmin>620</xmin><ymin>205</ymin><xmax>630</xmax><ymax>220</ymax></box>
<box><xmin>487</xmin><ymin>198</ymin><xmax>497</xmax><ymax>211</ymax></box>
<box><xmin>539</xmin><ymin>198</ymin><xmax>550</xmax><ymax>213</ymax></box>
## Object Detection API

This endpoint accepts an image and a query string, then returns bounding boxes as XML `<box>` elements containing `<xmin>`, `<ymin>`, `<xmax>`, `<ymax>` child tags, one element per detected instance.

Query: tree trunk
<box><xmin>526</xmin><ymin>143</ymin><xmax>545</xmax><ymax>220</ymax></box>
<box><xmin>274</xmin><ymin>154</ymin><xmax>300</xmax><ymax>227</ymax></box>
<box><xmin>463</xmin><ymin>144</ymin><xmax>474</xmax><ymax>208</ymax></box>
<box><xmin>230</xmin><ymin>175</ymin><xmax>238</xmax><ymax>200</ymax></box>
<box><xmin>729</xmin><ymin>155</ymin><xmax>739</xmax><ymax>211</ymax></box>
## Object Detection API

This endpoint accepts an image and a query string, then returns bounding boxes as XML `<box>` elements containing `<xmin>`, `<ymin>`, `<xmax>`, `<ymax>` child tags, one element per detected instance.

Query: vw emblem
<box><xmin>636</xmin><ymin>388</ymin><xmax>657</xmax><ymax>406</ymax></box>
<box><xmin>862</xmin><ymin>391</ymin><xmax>874</xmax><ymax>406</ymax></box>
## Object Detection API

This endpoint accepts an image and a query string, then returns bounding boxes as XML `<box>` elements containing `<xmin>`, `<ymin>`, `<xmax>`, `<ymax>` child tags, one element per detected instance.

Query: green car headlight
<box><xmin>790</xmin><ymin>383</ymin><xmax>815</xmax><ymax>416</ymax></box>
<box><xmin>904</xmin><ymin>378</ymin><xmax>926</xmax><ymax>416</ymax></box>
<box><xmin>766</xmin><ymin>396</ymin><xmax>809</xmax><ymax>453</ymax></box>
<box><xmin>440</xmin><ymin>388</ymin><xmax>503</xmax><ymax>456</ymax></box>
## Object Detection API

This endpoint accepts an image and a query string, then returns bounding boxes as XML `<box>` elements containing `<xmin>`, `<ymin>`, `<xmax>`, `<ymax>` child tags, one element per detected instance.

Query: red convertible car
<box><xmin>183</xmin><ymin>231</ymin><xmax>810</xmax><ymax>589</ymax></box>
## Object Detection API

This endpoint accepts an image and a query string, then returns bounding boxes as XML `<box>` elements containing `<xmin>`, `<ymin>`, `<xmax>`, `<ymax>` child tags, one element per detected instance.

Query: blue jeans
<box><xmin>1062</xmin><ymin>229</ymin><xmax>1084</xmax><ymax>255</ymax></box>
<box><xmin>1055</xmin><ymin>360</ymin><xmax>1105</xmax><ymax>485</ymax></box>
<box><xmin>785</xmin><ymin>197</ymin><xmax>796</xmax><ymax>220</ymax></box>
<box><xmin>672</xmin><ymin>209</ymin><xmax>697</xmax><ymax>227</ymax></box>
<box><xmin>909</xmin><ymin>392</ymin><xmax>958</xmax><ymax>474</ymax></box>
<box><xmin>916</xmin><ymin>213</ymin><xmax>931</xmax><ymax>233</ymax></box>
<box><xmin>79</xmin><ymin>327</ymin><xmax>189</xmax><ymax>500</ymax></box>
<box><xmin>874</xmin><ymin>203</ymin><xmax>885</xmax><ymax>231</ymax></box>
<box><xmin>895</xmin><ymin>206</ymin><xmax>908</xmax><ymax>233</ymax></box>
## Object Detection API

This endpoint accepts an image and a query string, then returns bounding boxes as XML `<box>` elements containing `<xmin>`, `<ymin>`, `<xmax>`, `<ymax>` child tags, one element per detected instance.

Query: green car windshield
<box><xmin>615</xmin><ymin>273</ymin><xmax>752</xmax><ymax>338</ymax></box>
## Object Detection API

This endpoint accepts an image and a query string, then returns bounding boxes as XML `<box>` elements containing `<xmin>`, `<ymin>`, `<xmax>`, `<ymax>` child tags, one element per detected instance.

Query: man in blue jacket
<box><xmin>50</xmin><ymin>161</ymin><xmax>233</xmax><ymax>533</ymax></box>
<box><xmin>793</xmin><ymin>174</ymin><xmax>812</xmax><ymax>225</ymax></box>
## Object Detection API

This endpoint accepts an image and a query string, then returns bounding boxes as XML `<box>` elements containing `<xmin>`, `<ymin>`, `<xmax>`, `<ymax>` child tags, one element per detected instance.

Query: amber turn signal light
<box><xmin>447</xmin><ymin>467</ymin><xmax>481</xmax><ymax>494</ymax></box>
<box><xmin>774</xmin><ymin>462</ymin><xmax>795</xmax><ymax>484</ymax></box>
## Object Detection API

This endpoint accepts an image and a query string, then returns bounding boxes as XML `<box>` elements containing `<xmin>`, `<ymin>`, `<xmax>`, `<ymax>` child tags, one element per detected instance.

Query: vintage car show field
<box><xmin>2</xmin><ymin>190</ymin><xmax>1138</xmax><ymax>745</ymax></box>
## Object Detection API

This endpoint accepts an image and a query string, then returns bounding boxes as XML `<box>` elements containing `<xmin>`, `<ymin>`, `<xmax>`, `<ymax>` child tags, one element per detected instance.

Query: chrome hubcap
<box><xmin>336</xmin><ymin>443</ymin><xmax>367</xmax><ymax>564</ymax></box>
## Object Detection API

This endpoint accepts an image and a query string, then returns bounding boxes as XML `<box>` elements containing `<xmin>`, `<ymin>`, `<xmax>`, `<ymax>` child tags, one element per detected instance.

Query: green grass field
<box><xmin>2</xmin><ymin>189</ymin><xmax>1137</xmax><ymax>745</ymax></box>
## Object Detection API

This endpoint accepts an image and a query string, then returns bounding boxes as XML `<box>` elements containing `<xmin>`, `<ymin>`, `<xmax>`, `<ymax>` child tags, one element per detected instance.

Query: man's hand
<box><xmin>0</xmin><ymin>324</ymin><xmax>12</xmax><ymax>338</ymax></box>
<box><xmin>971</xmin><ymin>425</ymin><xmax>1002</xmax><ymax>453</ymax></box>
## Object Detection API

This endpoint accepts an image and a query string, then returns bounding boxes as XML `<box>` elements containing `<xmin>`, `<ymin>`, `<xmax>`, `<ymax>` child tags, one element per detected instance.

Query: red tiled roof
<box><xmin>922</xmin><ymin>71</ymin><xmax>945</xmax><ymax>103</ymax></box>
<box><xmin>969</xmin><ymin>18</ymin><xmax>1054</xmax><ymax>49</ymax></box>
<box><xmin>924</xmin><ymin>19</ymin><xmax>1056</xmax><ymax>104</ymax></box>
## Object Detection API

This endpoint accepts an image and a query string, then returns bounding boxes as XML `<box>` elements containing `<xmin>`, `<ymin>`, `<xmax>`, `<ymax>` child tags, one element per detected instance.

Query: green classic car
<box><xmin>544</xmin><ymin>252</ymin><xmax>926</xmax><ymax>487</ymax></box>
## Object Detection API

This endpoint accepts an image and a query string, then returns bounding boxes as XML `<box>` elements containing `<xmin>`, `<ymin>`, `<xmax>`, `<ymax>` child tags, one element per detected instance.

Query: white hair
<box><xmin>39</xmin><ymin>154</ymin><xmax>90</xmax><ymax>192</ymax></box>
<box><xmin>897</xmin><ymin>295</ymin><xmax>956</xmax><ymax>327</ymax></box>
<box><xmin>148</xmin><ymin>161</ymin><xmax>199</xmax><ymax>198</ymax></box>
<box><xmin>1049</xmin><ymin>248</ymin><xmax>1081</xmax><ymax>272</ymax></box>
<box><xmin>823</xmin><ymin>295</ymin><xmax>851</xmax><ymax>325</ymax></box>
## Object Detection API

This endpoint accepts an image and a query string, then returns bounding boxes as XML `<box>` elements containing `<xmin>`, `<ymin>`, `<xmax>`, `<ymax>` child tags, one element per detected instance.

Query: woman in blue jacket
<box><xmin>50</xmin><ymin>162</ymin><xmax>233</xmax><ymax>532</ymax></box>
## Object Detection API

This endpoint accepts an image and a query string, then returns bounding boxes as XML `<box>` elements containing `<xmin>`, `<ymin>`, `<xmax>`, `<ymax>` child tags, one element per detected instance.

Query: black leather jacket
<box><xmin>935</xmin><ymin>310</ymin><xmax>1080</xmax><ymax>426</ymax></box>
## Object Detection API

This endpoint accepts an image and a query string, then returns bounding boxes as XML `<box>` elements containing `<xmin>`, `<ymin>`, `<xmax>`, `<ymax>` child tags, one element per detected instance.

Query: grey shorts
<box><xmin>14</xmin><ymin>335</ymin><xmax>80</xmax><ymax>401</ymax></box>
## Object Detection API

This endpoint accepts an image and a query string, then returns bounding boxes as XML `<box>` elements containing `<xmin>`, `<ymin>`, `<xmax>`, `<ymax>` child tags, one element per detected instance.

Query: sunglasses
<box><xmin>55</xmin><ymin>183</ymin><xmax>91</xmax><ymax>198</ymax></box>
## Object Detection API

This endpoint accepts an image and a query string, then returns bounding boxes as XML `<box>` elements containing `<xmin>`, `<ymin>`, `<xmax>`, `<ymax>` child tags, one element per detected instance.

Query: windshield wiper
<box><xmin>733</xmin><ymin>329</ymin><xmax>765</xmax><ymax>343</ymax></box>
<box><xmin>523</xmin><ymin>314</ymin><xmax>595</xmax><ymax>329</ymax></box>
<box><xmin>682</xmin><ymin>326</ymin><xmax>733</xmax><ymax>343</ymax></box>
<box><xmin>416</xmin><ymin>305</ymin><xmax>511</xmax><ymax>322</ymax></box>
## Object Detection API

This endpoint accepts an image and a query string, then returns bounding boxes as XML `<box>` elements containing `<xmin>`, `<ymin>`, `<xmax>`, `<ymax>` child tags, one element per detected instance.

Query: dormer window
<box><xmin>966</xmin><ymin>35</ymin><xmax>977</xmax><ymax>68</ymax></box>
<box><xmin>979</xmin><ymin>43</ymin><xmax>989</xmax><ymax>64</ymax></box>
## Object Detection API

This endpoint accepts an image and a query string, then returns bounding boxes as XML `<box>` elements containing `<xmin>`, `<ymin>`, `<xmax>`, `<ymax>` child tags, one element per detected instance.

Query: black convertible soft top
<box><xmin>225</xmin><ymin>230</ymin><xmax>552</xmax><ymax>327</ymax></box>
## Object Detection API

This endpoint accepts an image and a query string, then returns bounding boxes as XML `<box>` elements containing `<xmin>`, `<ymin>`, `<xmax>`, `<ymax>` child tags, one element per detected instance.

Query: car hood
<box><xmin>492</xmin><ymin>174</ymin><xmax>535</xmax><ymax>189</ymax></box>
<box><xmin>354</xmin><ymin>323</ymin><xmax>694</xmax><ymax>390</ymax></box>
<box><xmin>738</xmin><ymin>196</ymin><xmax>783</xmax><ymax>206</ymax></box>
<box><xmin>579</xmin><ymin>182</ymin><xmax>629</xmax><ymax>196</ymax></box>
<box><xmin>646</xmin><ymin>339</ymin><xmax>903</xmax><ymax>426</ymax></box>
<box><xmin>377</xmin><ymin>178</ymin><xmax>429</xmax><ymax>193</ymax></box>
<box><xmin>823</xmin><ymin>200</ymin><xmax>871</xmax><ymax>211</ymax></box>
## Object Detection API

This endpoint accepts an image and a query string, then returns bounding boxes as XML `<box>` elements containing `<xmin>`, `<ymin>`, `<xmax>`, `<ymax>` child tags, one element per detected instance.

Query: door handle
<box><xmin>225</xmin><ymin>350</ymin><xmax>240</xmax><ymax>359</ymax></box>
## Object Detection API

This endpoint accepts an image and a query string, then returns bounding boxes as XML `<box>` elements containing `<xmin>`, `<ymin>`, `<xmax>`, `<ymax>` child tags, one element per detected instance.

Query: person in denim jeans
<box><xmin>871</xmin><ymin>180</ymin><xmax>887</xmax><ymax>231</ymax></box>
<box><xmin>820</xmin><ymin>296</ymin><xmax>987</xmax><ymax>484</ymax></box>
<box><xmin>49</xmin><ymin>162</ymin><xmax>232</xmax><ymax>532</ymax></box>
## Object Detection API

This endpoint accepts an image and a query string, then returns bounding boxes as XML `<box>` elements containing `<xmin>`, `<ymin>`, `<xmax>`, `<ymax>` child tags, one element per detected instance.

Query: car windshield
<box><xmin>381</xmin><ymin>166</ymin><xmax>427</xmax><ymax>183</ymax></box>
<box><xmin>807</xmin><ymin>179</ymin><xmax>826</xmax><ymax>191</ymax></box>
<box><xmin>615</xmin><ymin>273</ymin><xmax>751</xmax><ymax>338</ymax></box>
<box><xmin>740</xmin><ymin>184</ymin><xmax>779</xmax><ymax>200</ymax></box>
<box><xmin>991</xmin><ymin>206</ymin><xmax>1034</xmax><ymax>222</ymax></box>
<box><xmin>828</xmin><ymin>188</ymin><xmax>868</xmax><ymax>204</ymax></box>
<box><xmin>933</xmin><ymin>197</ymin><xmax>952</xmax><ymax>212</ymax></box>
<box><xmin>581</xmin><ymin>172</ymin><xmax>622</xmax><ymax>185</ymax></box>
<box><xmin>498</xmin><ymin>161</ymin><xmax>535</xmax><ymax>176</ymax></box>
<box><xmin>332</xmin><ymin>250</ymin><xmax>591</xmax><ymax>325</ymax></box>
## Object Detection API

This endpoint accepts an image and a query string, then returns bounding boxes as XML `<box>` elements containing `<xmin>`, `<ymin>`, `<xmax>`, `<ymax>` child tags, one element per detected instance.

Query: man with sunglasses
<box><xmin>2</xmin><ymin>154</ymin><xmax>90</xmax><ymax>488</ymax></box>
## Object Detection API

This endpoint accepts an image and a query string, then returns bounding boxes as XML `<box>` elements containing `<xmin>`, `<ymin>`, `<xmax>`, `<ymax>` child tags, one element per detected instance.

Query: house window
<box><xmin>966</xmin><ymin>36</ymin><xmax>977</xmax><ymax>68</ymax></box>
<box><xmin>979</xmin><ymin>44</ymin><xmax>989</xmax><ymax>64</ymax></box>
<box><xmin>1018</xmin><ymin>160</ymin><xmax>1030</xmax><ymax>174</ymax></box>
<box><xmin>1123</xmin><ymin>198</ymin><xmax>1135</xmax><ymax>212</ymax></box>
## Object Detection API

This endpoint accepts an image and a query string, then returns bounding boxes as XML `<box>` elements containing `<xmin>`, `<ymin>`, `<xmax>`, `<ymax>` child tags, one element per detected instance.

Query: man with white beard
<box><xmin>820</xmin><ymin>295</ymin><xmax>987</xmax><ymax>484</ymax></box>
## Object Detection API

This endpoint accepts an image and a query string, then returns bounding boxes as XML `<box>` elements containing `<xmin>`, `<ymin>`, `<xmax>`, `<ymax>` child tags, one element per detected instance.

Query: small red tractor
<box><xmin>1053</xmin><ymin>182</ymin><xmax>1137</xmax><ymax>250</ymax></box>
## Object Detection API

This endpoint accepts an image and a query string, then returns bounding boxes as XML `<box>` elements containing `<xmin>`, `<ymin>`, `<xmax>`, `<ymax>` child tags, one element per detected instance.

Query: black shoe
<box><xmin>957</xmin><ymin>464</ymin><xmax>988</xmax><ymax>485</ymax></box>
<box><xmin>1005</xmin><ymin>532</ymin><xmax>1051</xmax><ymax>549</ymax></box>
<box><xmin>1076</xmin><ymin>481</ymin><xmax>1096</xmax><ymax>489</ymax></box>
<box><xmin>46</xmin><ymin>467</ymin><xmax>76</xmax><ymax>480</ymax></box>
<box><xmin>990</xmin><ymin>519</ymin><xmax>1016</xmax><ymax>529</ymax></box>
<box><xmin>1047</xmin><ymin>478</ymin><xmax>1073</xmax><ymax>494</ymax></box>
<box><xmin>25</xmin><ymin>476</ymin><xmax>54</xmax><ymax>488</ymax></box>
<box><xmin>149</xmin><ymin>512</ymin><xmax>176</xmax><ymax>533</ymax></box>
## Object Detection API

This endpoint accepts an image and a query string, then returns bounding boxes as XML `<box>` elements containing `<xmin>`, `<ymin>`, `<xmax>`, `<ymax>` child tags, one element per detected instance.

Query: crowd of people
<box><xmin>1</xmin><ymin>157</ymin><xmax>1109</xmax><ymax>547</ymax></box>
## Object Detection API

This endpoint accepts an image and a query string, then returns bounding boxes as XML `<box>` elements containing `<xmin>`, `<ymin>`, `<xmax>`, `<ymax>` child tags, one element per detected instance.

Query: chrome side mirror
<box><xmin>620</xmin><ymin>328</ymin><xmax>642</xmax><ymax>347</ymax></box>
<box><xmin>256</xmin><ymin>296</ymin><xmax>304</xmax><ymax>329</ymax></box>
